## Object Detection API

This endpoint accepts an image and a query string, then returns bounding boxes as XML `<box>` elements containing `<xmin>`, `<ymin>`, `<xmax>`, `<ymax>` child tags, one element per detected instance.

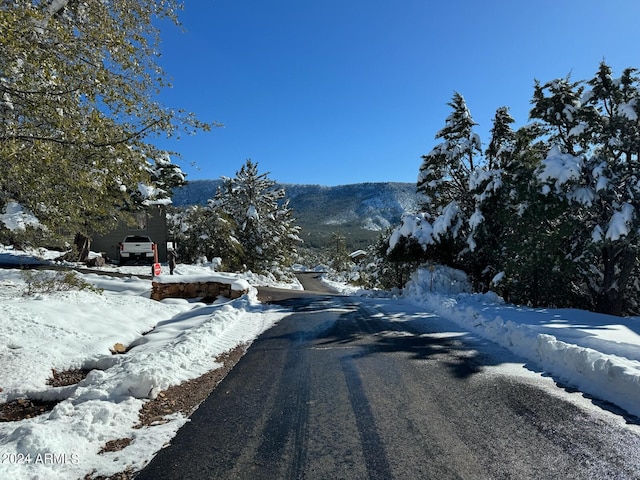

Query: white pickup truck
<box><xmin>119</xmin><ymin>235</ymin><xmax>156</xmax><ymax>265</ymax></box>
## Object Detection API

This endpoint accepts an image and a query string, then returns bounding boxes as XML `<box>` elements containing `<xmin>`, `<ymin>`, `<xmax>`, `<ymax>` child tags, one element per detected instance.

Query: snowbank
<box><xmin>152</xmin><ymin>272</ymin><xmax>251</xmax><ymax>292</ymax></box>
<box><xmin>404</xmin><ymin>266</ymin><xmax>640</xmax><ymax>419</ymax></box>
<box><xmin>0</xmin><ymin>256</ymin><xmax>291</xmax><ymax>480</ymax></box>
<box><xmin>3</xmin><ymin>246</ymin><xmax>639</xmax><ymax>478</ymax></box>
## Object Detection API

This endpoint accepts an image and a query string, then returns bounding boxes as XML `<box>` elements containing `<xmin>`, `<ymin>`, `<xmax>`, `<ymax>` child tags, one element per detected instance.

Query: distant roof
<box><xmin>349</xmin><ymin>250</ymin><xmax>367</xmax><ymax>258</ymax></box>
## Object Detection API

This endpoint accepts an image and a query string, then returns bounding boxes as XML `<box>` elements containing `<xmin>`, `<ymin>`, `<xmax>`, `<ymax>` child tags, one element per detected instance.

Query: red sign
<box><xmin>153</xmin><ymin>263</ymin><xmax>162</xmax><ymax>276</ymax></box>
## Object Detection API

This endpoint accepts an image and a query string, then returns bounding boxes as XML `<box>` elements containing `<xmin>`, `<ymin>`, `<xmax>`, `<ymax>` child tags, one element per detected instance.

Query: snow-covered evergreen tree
<box><xmin>391</xmin><ymin>92</ymin><xmax>484</xmax><ymax>272</ymax></box>
<box><xmin>417</xmin><ymin>92</ymin><xmax>482</xmax><ymax>213</ymax></box>
<box><xmin>532</xmin><ymin>63</ymin><xmax>640</xmax><ymax>315</ymax></box>
<box><xmin>389</xmin><ymin>97</ymin><xmax>584</xmax><ymax>305</ymax></box>
<box><xmin>212</xmin><ymin>160</ymin><xmax>302</xmax><ymax>274</ymax></box>
<box><xmin>167</xmin><ymin>205</ymin><xmax>241</xmax><ymax>266</ymax></box>
<box><xmin>486</xmin><ymin>120</ymin><xmax>582</xmax><ymax>307</ymax></box>
<box><xmin>485</xmin><ymin>106</ymin><xmax>516</xmax><ymax>170</ymax></box>
<box><xmin>148</xmin><ymin>153</ymin><xmax>187</xmax><ymax>200</ymax></box>
<box><xmin>388</xmin><ymin>63</ymin><xmax>640</xmax><ymax>314</ymax></box>
<box><xmin>463</xmin><ymin>107</ymin><xmax>513</xmax><ymax>289</ymax></box>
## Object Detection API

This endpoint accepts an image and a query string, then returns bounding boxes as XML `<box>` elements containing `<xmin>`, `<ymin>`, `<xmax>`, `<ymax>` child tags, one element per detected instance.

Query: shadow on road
<box><xmin>260</xmin><ymin>292</ymin><xmax>505</xmax><ymax>381</ymax></box>
<box><xmin>263</xmin><ymin>291</ymin><xmax>640</xmax><ymax>425</ymax></box>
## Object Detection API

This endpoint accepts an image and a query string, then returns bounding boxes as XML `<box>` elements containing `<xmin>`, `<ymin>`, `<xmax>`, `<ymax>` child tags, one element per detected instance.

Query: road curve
<box><xmin>257</xmin><ymin>271</ymin><xmax>337</xmax><ymax>303</ymax></box>
<box><xmin>136</xmin><ymin>288</ymin><xmax>640</xmax><ymax>479</ymax></box>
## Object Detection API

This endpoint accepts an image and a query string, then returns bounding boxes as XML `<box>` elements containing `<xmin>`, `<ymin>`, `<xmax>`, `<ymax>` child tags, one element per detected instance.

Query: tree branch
<box><xmin>1</xmin><ymin>84</ymin><xmax>84</xmax><ymax>97</ymax></box>
<box><xmin>1</xmin><ymin>118</ymin><xmax>165</xmax><ymax>147</ymax></box>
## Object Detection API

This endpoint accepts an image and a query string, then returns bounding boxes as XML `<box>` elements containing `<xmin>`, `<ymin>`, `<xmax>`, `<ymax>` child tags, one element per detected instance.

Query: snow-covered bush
<box><xmin>21</xmin><ymin>270</ymin><xmax>103</xmax><ymax>296</ymax></box>
<box><xmin>403</xmin><ymin>265</ymin><xmax>472</xmax><ymax>298</ymax></box>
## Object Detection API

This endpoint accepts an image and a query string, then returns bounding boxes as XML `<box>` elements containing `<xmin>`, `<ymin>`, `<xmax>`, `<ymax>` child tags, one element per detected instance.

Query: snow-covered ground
<box><xmin>0</xmin><ymin>247</ymin><xmax>294</xmax><ymax>479</ymax></box>
<box><xmin>1</xmin><ymin>247</ymin><xmax>639</xmax><ymax>479</ymax></box>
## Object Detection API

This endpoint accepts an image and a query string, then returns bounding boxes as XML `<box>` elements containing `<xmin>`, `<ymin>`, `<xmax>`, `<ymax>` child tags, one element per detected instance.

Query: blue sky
<box><xmin>155</xmin><ymin>0</ymin><xmax>640</xmax><ymax>186</ymax></box>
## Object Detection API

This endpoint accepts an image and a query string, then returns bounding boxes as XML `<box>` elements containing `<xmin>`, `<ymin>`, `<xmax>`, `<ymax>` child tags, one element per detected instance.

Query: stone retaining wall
<box><xmin>151</xmin><ymin>281</ymin><xmax>248</xmax><ymax>302</ymax></box>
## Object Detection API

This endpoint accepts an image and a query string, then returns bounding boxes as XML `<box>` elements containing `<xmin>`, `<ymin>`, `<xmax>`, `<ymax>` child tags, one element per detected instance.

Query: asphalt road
<box><xmin>136</xmin><ymin>275</ymin><xmax>640</xmax><ymax>479</ymax></box>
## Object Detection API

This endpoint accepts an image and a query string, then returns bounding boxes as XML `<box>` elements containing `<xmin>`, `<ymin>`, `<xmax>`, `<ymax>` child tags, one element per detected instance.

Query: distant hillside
<box><xmin>172</xmin><ymin>180</ymin><xmax>419</xmax><ymax>250</ymax></box>
<box><xmin>171</xmin><ymin>179</ymin><xmax>222</xmax><ymax>206</ymax></box>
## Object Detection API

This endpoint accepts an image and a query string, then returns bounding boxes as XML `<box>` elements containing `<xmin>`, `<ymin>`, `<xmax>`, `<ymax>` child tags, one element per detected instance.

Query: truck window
<box><xmin>124</xmin><ymin>236</ymin><xmax>152</xmax><ymax>243</ymax></box>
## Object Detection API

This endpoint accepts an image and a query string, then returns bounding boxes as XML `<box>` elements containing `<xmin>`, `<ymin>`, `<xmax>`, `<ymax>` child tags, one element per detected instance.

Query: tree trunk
<box><xmin>73</xmin><ymin>233</ymin><xmax>91</xmax><ymax>263</ymax></box>
<box><xmin>595</xmin><ymin>246</ymin><xmax>636</xmax><ymax>316</ymax></box>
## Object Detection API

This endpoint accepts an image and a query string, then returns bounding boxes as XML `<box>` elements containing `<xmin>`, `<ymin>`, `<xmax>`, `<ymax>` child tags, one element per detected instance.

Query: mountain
<box><xmin>171</xmin><ymin>179</ymin><xmax>223</xmax><ymax>207</ymax></box>
<box><xmin>172</xmin><ymin>180</ymin><xmax>419</xmax><ymax>250</ymax></box>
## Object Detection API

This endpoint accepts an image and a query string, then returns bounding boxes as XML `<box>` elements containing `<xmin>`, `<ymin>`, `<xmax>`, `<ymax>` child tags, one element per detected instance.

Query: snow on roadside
<box><xmin>3</xmin><ymin>243</ymin><xmax>640</xmax><ymax>477</ymax></box>
<box><xmin>403</xmin><ymin>266</ymin><xmax>640</xmax><ymax>419</ymax></box>
<box><xmin>0</xmin><ymin>255</ymin><xmax>291</xmax><ymax>480</ymax></box>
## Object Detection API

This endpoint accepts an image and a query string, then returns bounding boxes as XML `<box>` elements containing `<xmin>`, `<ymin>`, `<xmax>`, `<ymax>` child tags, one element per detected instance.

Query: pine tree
<box><xmin>390</xmin><ymin>63</ymin><xmax>640</xmax><ymax>314</ymax></box>
<box><xmin>213</xmin><ymin>160</ymin><xmax>302</xmax><ymax>274</ymax></box>
<box><xmin>394</xmin><ymin>92</ymin><xmax>483</xmax><ymax>272</ymax></box>
<box><xmin>465</xmin><ymin>107</ymin><xmax>576</xmax><ymax>298</ymax></box>
<box><xmin>168</xmin><ymin>205</ymin><xmax>241</xmax><ymax>267</ymax></box>
<box><xmin>148</xmin><ymin>153</ymin><xmax>188</xmax><ymax>201</ymax></box>
<box><xmin>463</xmin><ymin>107</ymin><xmax>515</xmax><ymax>289</ymax></box>
<box><xmin>485</xmin><ymin>107</ymin><xmax>516</xmax><ymax>170</ymax></box>
<box><xmin>530</xmin><ymin>76</ymin><xmax>585</xmax><ymax>155</ymax></box>
<box><xmin>128</xmin><ymin>152</ymin><xmax>188</xmax><ymax>208</ymax></box>
<box><xmin>330</xmin><ymin>232</ymin><xmax>350</xmax><ymax>272</ymax></box>
<box><xmin>532</xmin><ymin>63</ymin><xmax>640</xmax><ymax>315</ymax></box>
<box><xmin>417</xmin><ymin>92</ymin><xmax>482</xmax><ymax>215</ymax></box>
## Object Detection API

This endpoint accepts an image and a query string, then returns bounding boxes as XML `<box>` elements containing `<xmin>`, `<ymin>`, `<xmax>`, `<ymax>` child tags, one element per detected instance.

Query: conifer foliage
<box><xmin>416</xmin><ymin>92</ymin><xmax>482</xmax><ymax>256</ymax></box>
<box><xmin>171</xmin><ymin>160</ymin><xmax>302</xmax><ymax>274</ymax></box>
<box><xmin>212</xmin><ymin>160</ymin><xmax>302</xmax><ymax>273</ymax></box>
<box><xmin>532</xmin><ymin>64</ymin><xmax>640</xmax><ymax>315</ymax></box>
<box><xmin>390</xmin><ymin>63</ymin><xmax>640</xmax><ymax>315</ymax></box>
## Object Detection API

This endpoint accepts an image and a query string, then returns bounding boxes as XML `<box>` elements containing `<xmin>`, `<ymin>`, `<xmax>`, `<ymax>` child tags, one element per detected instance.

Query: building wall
<box><xmin>91</xmin><ymin>205</ymin><xmax>168</xmax><ymax>263</ymax></box>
